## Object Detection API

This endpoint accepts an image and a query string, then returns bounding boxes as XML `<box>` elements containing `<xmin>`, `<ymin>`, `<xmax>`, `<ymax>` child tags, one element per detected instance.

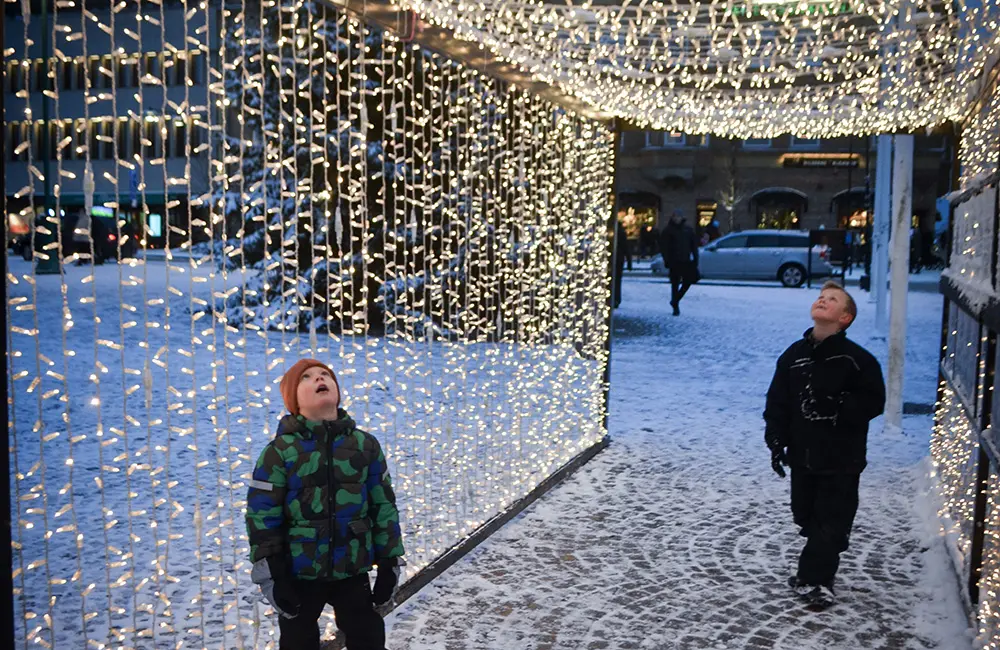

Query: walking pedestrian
<box><xmin>763</xmin><ymin>282</ymin><xmax>885</xmax><ymax>610</ymax></box>
<box><xmin>246</xmin><ymin>359</ymin><xmax>405</xmax><ymax>649</ymax></box>
<box><xmin>659</xmin><ymin>209</ymin><xmax>700</xmax><ymax>316</ymax></box>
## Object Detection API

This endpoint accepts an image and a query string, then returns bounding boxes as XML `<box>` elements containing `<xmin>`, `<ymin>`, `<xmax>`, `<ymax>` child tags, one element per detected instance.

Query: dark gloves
<box><xmin>372</xmin><ymin>557</ymin><xmax>401</xmax><ymax>606</ymax></box>
<box><xmin>770</xmin><ymin>447</ymin><xmax>788</xmax><ymax>479</ymax></box>
<box><xmin>250</xmin><ymin>555</ymin><xmax>300</xmax><ymax>619</ymax></box>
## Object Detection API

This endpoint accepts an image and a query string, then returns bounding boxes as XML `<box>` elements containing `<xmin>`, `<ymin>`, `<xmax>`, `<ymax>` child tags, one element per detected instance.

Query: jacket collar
<box><xmin>276</xmin><ymin>408</ymin><xmax>355</xmax><ymax>438</ymax></box>
<box><xmin>803</xmin><ymin>327</ymin><xmax>846</xmax><ymax>349</ymax></box>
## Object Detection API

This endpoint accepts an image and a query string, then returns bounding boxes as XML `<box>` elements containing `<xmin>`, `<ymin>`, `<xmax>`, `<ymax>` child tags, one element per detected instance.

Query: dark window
<box><xmin>90</xmin><ymin>122</ymin><xmax>103</xmax><ymax>159</ymax></box>
<box><xmin>140</xmin><ymin>54</ymin><xmax>161</xmax><ymax>81</ymax></box>
<box><xmin>174</xmin><ymin>55</ymin><xmax>187</xmax><ymax>85</ymax></box>
<box><xmin>31</xmin><ymin>122</ymin><xmax>42</xmax><ymax>159</ymax></box>
<box><xmin>6</xmin><ymin>123</ymin><xmax>20</xmax><ymax>161</ymax></box>
<box><xmin>60</xmin><ymin>60</ymin><xmax>74</xmax><ymax>90</ymax></box>
<box><xmin>119</xmin><ymin>58</ymin><xmax>138</xmax><ymax>87</ymax></box>
<box><xmin>118</xmin><ymin>120</ymin><xmax>131</xmax><ymax>159</ymax></box>
<box><xmin>715</xmin><ymin>235</ymin><xmax>748</xmax><ymax>249</ymax></box>
<box><xmin>190</xmin><ymin>119</ymin><xmax>203</xmax><ymax>150</ymax></box>
<box><xmin>75</xmin><ymin>60</ymin><xmax>86</xmax><ymax>90</ymax></box>
<box><xmin>778</xmin><ymin>235</ymin><xmax>809</xmax><ymax>248</ymax></box>
<box><xmin>748</xmin><ymin>234</ymin><xmax>782</xmax><ymax>248</ymax></box>
<box><xmin>34</xmin><ymin>60</ymin><xmax>48</xmax><ymax>92</ymax></box>
<box><xmin>144</xmin><ymin>121</ymin><xmax>162</xmax><ymax>158</ymax></box>
<box><xmin>130</xmin><ymin>121</ymin><xmax>141</xmax><ymax>158</ymax></box>
<box><xmin>73</xmin><ymin>120</ymin><xmax>88</xmax><ymax>160</ymax></box>
<box><xmin>190</xmin><ymin>53</ymin><xmax>203</xmax><ymax>84</ymax></box>
<box><xmin>162</xmin><ymin>57</ymin><xmax>175</xmax><ymax>85</ymax></box>
<box><xmin>51</xmin><ymin>122</ymin><xmax>66</xmax><ymax>160</ymax></box>
<box><xmin>101</xmin><ymin>56</ymin><xmax>115</xmax><ymax>89</ymax></box>
<box><xmin>89</xmin><ymin>58</ymin><xmax>101</xmax><ymax>90</ymax></box>
<box><xmin>170</xmin><ymin>121</ymin><xmax>187</xmax><ymax>158</ymax></box>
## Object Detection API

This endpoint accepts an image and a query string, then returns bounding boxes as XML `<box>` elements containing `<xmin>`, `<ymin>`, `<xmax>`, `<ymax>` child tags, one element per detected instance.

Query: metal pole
<box><xmin>872</xmin><ymin>134</ymin><xmax>892</xmax><ymax>329</ymax></box>
<box><xmin>885</xmin><ymin>134</ymin><xmax>913</xmax><ymax>432</ymax></box>
<box><xmin>602</xmin><ymin>120</ymin><xmax>620</xmax><ymax>435</ymax></box>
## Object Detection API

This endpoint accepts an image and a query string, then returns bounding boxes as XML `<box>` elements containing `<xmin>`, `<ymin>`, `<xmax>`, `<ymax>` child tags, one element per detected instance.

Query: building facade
<box><xmin>616</xmin><ymin>131</ymin><xmax>953</xmax><ymax>248</ymax></box>
<box><xmin>4</xmin><ymin>1</ymin><xmax>216</xmax><ymax>249</ymax></box>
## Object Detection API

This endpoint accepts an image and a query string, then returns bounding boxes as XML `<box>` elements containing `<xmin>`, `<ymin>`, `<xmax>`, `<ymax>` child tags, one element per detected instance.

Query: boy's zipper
<box><xmin>326</xmin><ymin>422</ymin><xmax>335</xmax><ymax>575</ymax></box>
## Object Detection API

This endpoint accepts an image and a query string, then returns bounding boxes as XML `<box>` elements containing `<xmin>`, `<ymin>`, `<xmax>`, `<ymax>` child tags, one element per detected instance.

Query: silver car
<box><xmin>651</xmin><ymin>230</ymin><xmax>835</xmax><ymax>288</ymax></box>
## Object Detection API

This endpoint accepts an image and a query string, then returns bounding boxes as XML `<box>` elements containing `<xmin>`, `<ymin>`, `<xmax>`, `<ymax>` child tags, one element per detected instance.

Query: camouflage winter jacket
<box><xmin>246</xmin><ymin>410</ymin><xmax>404</xmax><ymax>580</ymax></box>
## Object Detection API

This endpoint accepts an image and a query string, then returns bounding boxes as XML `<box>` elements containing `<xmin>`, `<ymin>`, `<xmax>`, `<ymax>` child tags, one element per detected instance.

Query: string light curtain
<box><xmin>934</xmin><ymin>45</ymin><xmax>1000</xmax><ymax>641</ymax></box>
<box><xmin>5</xmin><ymin>0</ymin><xmax>613</xmax><ymax>647</ymax></box>
<box><xmin>400</xmin><ymin>0</ymin><xmax>1000</xmax><ymax>138</ymax></box>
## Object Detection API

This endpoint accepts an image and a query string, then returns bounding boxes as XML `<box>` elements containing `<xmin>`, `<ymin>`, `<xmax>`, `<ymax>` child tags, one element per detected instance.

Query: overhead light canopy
<box><xmin>400</xmin><ymin>0</ymin><xmax>999</xmax><ymax>137</ymax></box>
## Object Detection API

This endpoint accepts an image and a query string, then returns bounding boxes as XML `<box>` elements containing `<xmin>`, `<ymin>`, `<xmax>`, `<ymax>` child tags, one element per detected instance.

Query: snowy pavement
<box><xmin>385</xmin><ymin>276</ymin><xmax>973</xmax><ymax>650</ymax></box>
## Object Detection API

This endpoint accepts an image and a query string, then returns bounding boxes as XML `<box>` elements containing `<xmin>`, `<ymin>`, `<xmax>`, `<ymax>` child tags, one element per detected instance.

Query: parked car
<box><xmin>651</xmin><ymin>230</ymin><xmax>835</xmax><ymax>288</ymax></box>
<box><xmin>11</xmin><ymin>210</ymin><xmax>136</xmax><ymax>263</ymax></box>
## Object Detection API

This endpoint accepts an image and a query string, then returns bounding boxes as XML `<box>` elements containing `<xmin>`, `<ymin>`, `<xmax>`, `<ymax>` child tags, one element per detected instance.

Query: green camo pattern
<box><xmin>246</xmin><ymin>410</ymin><xmax>404</xmax><ymax>580</ymax></box>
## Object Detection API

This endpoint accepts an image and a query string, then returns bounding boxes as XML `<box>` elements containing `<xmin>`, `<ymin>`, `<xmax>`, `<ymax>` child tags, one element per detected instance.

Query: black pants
<box><xmin>670</xmin><ymin>263</ymin><xmax>695</xmax><ymax>306</ymax></box>
<box><xmin>791</xmin><ymin>470</ymin><xmax>860</xmax><ymax>587</ymax></box>
<box><xmin>278</xmin><ymin>575</ymin><xmax>385</xmax><ymax>650</ymax></box>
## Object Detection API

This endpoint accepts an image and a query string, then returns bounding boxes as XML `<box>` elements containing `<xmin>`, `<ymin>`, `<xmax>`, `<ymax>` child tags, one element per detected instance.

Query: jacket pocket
<box><xmin>288</xmin><ymin>526</ymin><xmax>322</xmax><ymax>579</ymax></box>
<box><xmin>342</xmin><ymin>518</ymin><xmax>373</xmax><ymax>575</ymax></box>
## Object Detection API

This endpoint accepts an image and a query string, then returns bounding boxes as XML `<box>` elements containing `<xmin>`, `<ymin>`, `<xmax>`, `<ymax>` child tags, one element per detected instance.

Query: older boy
<box><xmin>763</xmin><ymin>282</ymin><xmax>885</xmax><ymax>610</ymax></box>
<box><xmin>246</xmin><ymin>359</ymin><xmax>404</xmax><ymax>650</ymax></box>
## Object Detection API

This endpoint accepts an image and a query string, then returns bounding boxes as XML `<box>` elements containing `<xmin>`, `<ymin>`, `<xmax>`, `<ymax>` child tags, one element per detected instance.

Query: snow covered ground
<box><xmin>385</xmin><ymin>274</ymin><xmax>974</xmax><ymax>650</ymax></box>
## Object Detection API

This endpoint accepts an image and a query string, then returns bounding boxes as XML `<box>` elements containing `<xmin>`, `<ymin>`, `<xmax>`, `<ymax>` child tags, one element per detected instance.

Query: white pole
<box><xmin>871</xmin><ymin>134</ymin><xmax>893</xmax><ymax>331</ymax></box>
<box><xmin>885</xmin><ymin>134</ymin><xmax>914</xmax><ymax>433</ymax></box>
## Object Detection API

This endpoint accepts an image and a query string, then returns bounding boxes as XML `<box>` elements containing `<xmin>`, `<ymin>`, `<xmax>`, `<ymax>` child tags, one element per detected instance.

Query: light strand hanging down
<box><xmin>6</xmin><ymin>0</ymin><xmax>613</xmax><ymax>647</ymax></box>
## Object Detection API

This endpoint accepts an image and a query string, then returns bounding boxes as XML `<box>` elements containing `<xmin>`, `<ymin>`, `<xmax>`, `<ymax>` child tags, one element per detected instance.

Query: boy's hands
<box><xmin>770</xmin><ymin>448</ymin><xmax>788</xmax><ymax>478</ymax></box>
<box><xmin>250</xmin><ymin>555</ymin><xmax>300</xmax><ymax>619</ymax></box>
<box><xmin>372</xmin><ymin>557</ymin><xmax>400</xmax><ymax>606</ymax></box>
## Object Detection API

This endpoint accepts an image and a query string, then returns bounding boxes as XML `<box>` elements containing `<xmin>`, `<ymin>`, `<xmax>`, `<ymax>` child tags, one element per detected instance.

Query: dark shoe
<box><xmin>787</xmin><ymin>576</ymin><xmax>813</xmax><ymax>598</ymax></box>
<box><xmin>804</xmin><ymin>585</ymin><xmax>836</xmax><ymax>611</ymax></box>
<box><xmin>671</xmin><ymin>301</ymin><xmax>680</xmax><ymax>316</ymax></box>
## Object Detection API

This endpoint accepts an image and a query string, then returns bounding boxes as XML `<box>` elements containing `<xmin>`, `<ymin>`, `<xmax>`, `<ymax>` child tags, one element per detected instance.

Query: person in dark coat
<box><xmin>763</xmin><ymin>281</ymin><xmax>886</xmax><ymax>610</ymax></box>
<box><xmin>659</xmin><ymin>209</ymin><xmax>700</xmax><ymax>316</ymax></box>
<box><xmin>909</xmin><ymin>227</ymin><xmax>923</xmax><ymax>274</ymax></box>
<box><xmin>613</xmin><ymin>221</ymin><xmax>631</xmax><ymax>308</ymax></box>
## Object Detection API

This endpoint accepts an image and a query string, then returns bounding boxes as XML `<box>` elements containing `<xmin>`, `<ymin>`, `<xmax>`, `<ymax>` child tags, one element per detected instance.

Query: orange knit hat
<box><xmin>279</xmin><ymin>358</ymin><xmax>339</xmax><ymax>416</ymax></box>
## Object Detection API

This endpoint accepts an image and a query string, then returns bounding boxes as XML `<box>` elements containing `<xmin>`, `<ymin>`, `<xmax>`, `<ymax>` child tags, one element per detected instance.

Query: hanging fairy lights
<box><xmin>6</xmin><ymin>0</ymin><xmax>611</xmax><ymax>647</ymax></box>
<box><xmin>398</xmin><ymin>0</ymin><xmax>1000</xmax><ymax>137</ymax></box>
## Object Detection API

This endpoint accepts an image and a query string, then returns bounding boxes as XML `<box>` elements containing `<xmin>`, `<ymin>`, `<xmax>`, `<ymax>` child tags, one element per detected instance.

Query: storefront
<box><xmin>749</xmin><ymin>187</ymin><xmax>808</xmax><ymax>229</ymax></box>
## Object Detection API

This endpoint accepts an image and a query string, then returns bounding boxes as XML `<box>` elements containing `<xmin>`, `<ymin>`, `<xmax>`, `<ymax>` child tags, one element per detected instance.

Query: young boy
<box><xmin>246</xmin><ymin>359</ymin><xmax>404</xmax><ymax>650</ymax></box>
<box><xmin>763</xmin><ymin>281</ymin><xmax>885</xmax><ymax>610</ymax></box>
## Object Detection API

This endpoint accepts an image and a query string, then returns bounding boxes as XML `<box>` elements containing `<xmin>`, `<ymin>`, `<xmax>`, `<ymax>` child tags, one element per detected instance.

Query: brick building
<box><xmin>616</xmin><ymin>131</ymin><xmax>953</xmax><ymax>252</ymax></box>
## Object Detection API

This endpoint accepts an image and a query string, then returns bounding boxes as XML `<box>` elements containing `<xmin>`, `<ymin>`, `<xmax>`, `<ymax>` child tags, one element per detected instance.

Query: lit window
<box><xmin>664</xmin><ymin>132</ymin><xmax>686</xmax><ymax>146</ymax></box>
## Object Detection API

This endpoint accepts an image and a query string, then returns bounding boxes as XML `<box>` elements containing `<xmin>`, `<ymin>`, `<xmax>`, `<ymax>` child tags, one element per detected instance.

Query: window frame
<box><xmin>743</xmin><ymin>137</ymin><xmax>772</xmax><ymax>149</ymax></box>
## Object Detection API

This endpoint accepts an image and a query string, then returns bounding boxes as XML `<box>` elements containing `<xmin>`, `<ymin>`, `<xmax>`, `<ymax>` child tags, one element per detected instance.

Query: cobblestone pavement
<box><xmin>385</xmin><ymin>282</ymin><xmax>971</xmax><ymax>650</ymax></box>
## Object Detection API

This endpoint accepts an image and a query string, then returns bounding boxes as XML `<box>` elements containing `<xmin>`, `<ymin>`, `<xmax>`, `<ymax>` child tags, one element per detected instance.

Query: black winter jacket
<box><xmin>764</xmin><ymin>329</ymin><xmax>886</xmax><ymax>474</ymax></box>
<box><xmin>659</xmin><ymin>222</ymin><xmax>699</xmax><ymax>268</ymax></box>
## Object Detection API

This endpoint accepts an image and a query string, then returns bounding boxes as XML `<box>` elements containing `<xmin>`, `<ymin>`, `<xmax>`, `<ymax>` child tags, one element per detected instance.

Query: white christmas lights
<box><xmin>6</xmin><ymin>1</ymin><xmax>612</xmax><ymax>648</ymax></box>
<box><xmin>399</xmin><ymin>0</ymin><xmax>1000</xmax><ymax>138</ymax></box>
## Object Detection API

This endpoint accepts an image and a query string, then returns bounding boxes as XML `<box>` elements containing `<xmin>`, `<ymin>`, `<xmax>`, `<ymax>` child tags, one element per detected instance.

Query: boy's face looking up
<box><xmin>296</xmin><ymin>367</ymin><xmax>340</xmax><ymax>421</ymax></box>
<box><xmin>810</xmin><ymin>286</ymin><xmax>854</xmax><ymax>331</ymax></box>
